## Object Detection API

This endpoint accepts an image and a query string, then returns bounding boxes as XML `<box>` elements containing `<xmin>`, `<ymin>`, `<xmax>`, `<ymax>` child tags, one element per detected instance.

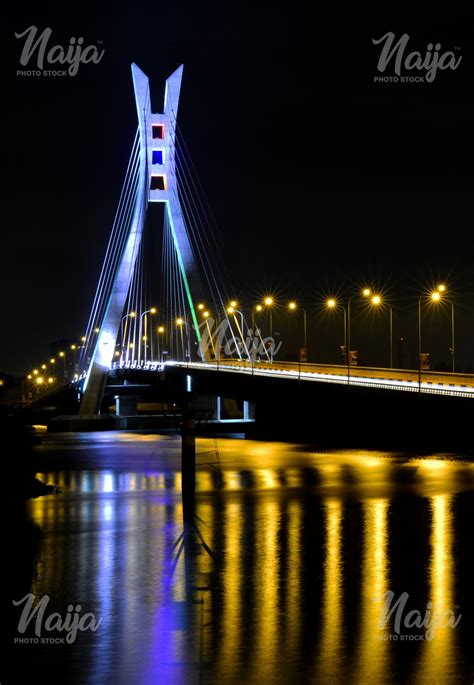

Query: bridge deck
<box><xmin>162</xmin><ymin>359</ymin><xmax>474</xmax><ymax>398</ymax></box>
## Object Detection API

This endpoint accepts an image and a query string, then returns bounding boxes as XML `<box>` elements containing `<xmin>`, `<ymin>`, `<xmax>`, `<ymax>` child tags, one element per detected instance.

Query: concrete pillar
<box><xmin>116</xmin><ymin>396</ymin><xmax>137</xmax><ymax>416</ymax></box>
<box><xmin>243</xmin><ymin>401</ymin><xmax>249</xmax><ymax>420</ymax></box>
<box><xmin>181</xmin><ymin>401</ymin><xmax>196</xmax><ymax>521</ymax></box>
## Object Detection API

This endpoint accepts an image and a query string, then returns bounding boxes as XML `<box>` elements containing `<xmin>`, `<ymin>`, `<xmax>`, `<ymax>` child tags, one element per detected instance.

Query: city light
<box><xmin>227</xmin><ymin>306</ymin><xmax>235</xmax><ymax>314</ymax></box>
<box><xmin>71</xmin><ymin>344</ymin><xmax>76</xmax><ymax>350</ymax></box>
<box><xmin>59</xmin><ymin>351</ymin><xmax>64</xmax><ymax>358</ymax></box>
<box><xmin>264</xmin><ymin>297</ymin><xmax>273</xmax><ymax>306</ymax></box>
<box><xmin>256</xmin><ymin>304</ymin><xmax>263</xmax><ymax>312</ymax></box>
<box><xmin>158</xmin><ymin>326</ymin><xmax>165</xmax><ymax>333</ymax></box>
<box><xmin>197</xmin><ymin>303</ymin><xmax>205</xmax><ymax>310</ymax></box>
<box><xmin>431</xmin><ymin>291</ymin><xmax>441</xmax><ymax>302</ymax></box>
<box><xmin>437</xmin><ymin>284</ymin><xmax>446</xmax><ymax>293</ymax></box>
<box><xmin>48</xmin><ymin>377</ymin><xmax>54</xmax><ymax>384</ymax></box>
<box><xmin>203</xmin><ymin>311</ymin><xmax>210</xmax><ymax>318</ymax></box>
<box><xmin>326</xmin><ymin>298</ymin><xmax>336</xmax><ymax>308</ymax></box>
<box><xmin>36</xmin><ymin>377</ymin><xmax>44</xmax><ymax>384</ymax></box>
<box><xmin>371</xmin><ymin>295</ymin><xmax>381</xmax><ymax>305</ymax></box>
<box><xmin>150</xmin><ymin>307</ymin><xmax>157</xmax><ymax>314</ymax></box>
<box><xmin>176</xmin><ymin>318</ymin><xmax>184</xmax><ymax>325</ymax></box>
<box><xmin>362</xmin><ymin>288</ymin><xmax>371</xmax><ymax>297</ymax></box>
<box><xmin>288</xmin><ymin>301</ymin><xmax>297</xmax><ymax>310</ymax></box>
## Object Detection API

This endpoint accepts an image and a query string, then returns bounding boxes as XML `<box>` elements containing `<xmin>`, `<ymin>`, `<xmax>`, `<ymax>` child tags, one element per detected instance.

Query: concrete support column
<box><xmin>181</xmin><ymin>399</ymin><xmax>196</xmax><ymax>521</ymax></box>
<box><xmin>116</xmin><ymin>396</ymin><xmax>137</xmax><ymax>416</ymax></box>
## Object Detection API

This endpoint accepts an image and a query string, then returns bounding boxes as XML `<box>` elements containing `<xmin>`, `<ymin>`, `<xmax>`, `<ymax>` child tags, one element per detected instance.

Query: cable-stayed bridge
<box><xmin>73</xmin><ymin>63</ymin><xmax>474</xmax><ymax>430</ymax></box>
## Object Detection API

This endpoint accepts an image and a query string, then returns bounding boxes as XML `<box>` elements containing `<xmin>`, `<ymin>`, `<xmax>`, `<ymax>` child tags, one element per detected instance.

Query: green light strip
<box><xmin>166</xmin><ymin>205</ymin><xmax>201</xmax><ymax>343</ymax></box>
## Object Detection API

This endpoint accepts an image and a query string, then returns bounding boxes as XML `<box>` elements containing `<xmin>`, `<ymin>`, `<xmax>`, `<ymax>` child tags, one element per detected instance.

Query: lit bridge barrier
<box><xmin>108</xmin><ymin>359</ymin><xmax>474</xmax><ymax>399</ymax></box>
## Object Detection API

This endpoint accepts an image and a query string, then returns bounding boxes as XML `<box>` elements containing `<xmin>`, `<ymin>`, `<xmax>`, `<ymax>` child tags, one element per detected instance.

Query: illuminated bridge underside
<box><xmin>121</xmin><ymin>360</ymin><xmax>474</xmax><ymax>399</ymax></box>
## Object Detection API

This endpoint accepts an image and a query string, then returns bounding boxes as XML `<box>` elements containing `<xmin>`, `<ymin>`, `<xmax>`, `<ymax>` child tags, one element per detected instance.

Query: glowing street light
<box><xmin>370</xmin><ymin>294</ymin><xmax>393</xmax><ymax>368</ymax></box>
<box><xmin>263</xmin><ymin>297</ymin><xmax>275</xmax><ymax>362</ymax></box>
<box><xmin>288</xmin><ymin>301</ymin><xmax>307</xmax><ymax>352</ymax></box>
<box><xmin>325</xmin><ymin>297</ymin><xmax>348</xmax><ymax>366</ymax></box>
<box><xmin>346</xmin><ymin>288</ymin><xmax>373</xmax><ymax>383</ymax></box>
<box><xmin>430</xmin><ymin>287</ymin><xmax>456</xmax><ymax>373</ymax></box>
<box><xmin>120</xmin><ymin>312</ymin><xmax>136</xmax><ymax>352</ymax></box>
<box><xmin>140</xmin><ymin>308</ymin><xmax>157</xmax><ymax>363</ymax></box>
<box><xmin>176</xmin><ymin>318</ymin><xmax>191</xmax><ymax>361</ymax></box>
<box><xmin>36</xmin><ymin>377</ymin><xmax>44</xmax><ymax>385</ymax></box>
<box><xmin>227</xmin><ymin>305</ymin><xmax>250</xmax><ymax>361</ymax></box>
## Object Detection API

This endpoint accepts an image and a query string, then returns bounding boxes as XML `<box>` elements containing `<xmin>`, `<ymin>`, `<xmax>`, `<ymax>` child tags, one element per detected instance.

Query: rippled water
<box><xmin>8</xmin><ymin>432</ymin><xmax>474</xmax><ymax>684</ymax></box>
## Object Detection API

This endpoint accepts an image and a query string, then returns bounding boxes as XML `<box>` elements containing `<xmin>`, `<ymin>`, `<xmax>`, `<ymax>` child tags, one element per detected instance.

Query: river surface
<box><xmin>7</xmin><ymin>431</ymin><xmax>474</xmax><ymax>684</ymax></box>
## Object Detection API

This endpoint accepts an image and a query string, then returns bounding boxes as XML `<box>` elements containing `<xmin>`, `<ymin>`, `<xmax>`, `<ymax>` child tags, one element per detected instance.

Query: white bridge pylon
<box><xmin>80</xmin><ymin>64</ymin><xmax>201</xmax><ymax>414</ymax></box>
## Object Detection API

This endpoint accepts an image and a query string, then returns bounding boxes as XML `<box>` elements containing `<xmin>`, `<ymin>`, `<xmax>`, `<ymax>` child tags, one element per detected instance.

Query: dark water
<box><xmin>7</xmin><ymin>431</ymin><xmax>474</xmax><ymax>684</ymax></box>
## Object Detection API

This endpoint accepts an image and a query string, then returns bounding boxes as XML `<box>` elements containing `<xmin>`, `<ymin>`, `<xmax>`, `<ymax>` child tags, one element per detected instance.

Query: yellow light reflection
<box><xmin>417</xmin><ymin>494</ymin><xmax>459</xmax><ymax>681</ymax></box>
<box><xmin>316</xmin><ymin>498</ymin><xmax>343</xmax><ymax>680</ymax></box>
<box><xmin>355</xmin><ymin>499</ymin><xmax>390</xmax><ymax>680</ymax></box>
<box><xmin>253</xmin><ymin>501</ymin><xmax>279</xmax><ymax>681</ymax></box>
<box><xmin>216</xmin><ymin>501</ymin><xmax>242</xmax><ymax>681</ymax></box>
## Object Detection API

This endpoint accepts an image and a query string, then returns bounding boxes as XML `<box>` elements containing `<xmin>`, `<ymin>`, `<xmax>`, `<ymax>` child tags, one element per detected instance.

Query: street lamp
<box><xmin>157</xmin><ymin>325</ymin><xmax>166</xmax><ymax>363</ymax></box>
<box><xmin>50</xmin><ymin>358</ymin><xmax>56</xmax><ymax>380</ymax></box>
<box><xmin>325</xmin><ymin>297</ymin><xmax>348</xmax><ymax>368</ymax></box>
<box><xmin>430</xmin><ymin>286</ymin><xmax>455</xmax><ymax>373</ymax></box>
<box><xmin>120</xmin><ymin>312</ymin><xmax>136</xmax><ymax>352</ymax></box>
<box><xmin>201</xmin><ymin>310</ymin><xmax>217</xmax><ymax>361</ymax></box>
<box><xmin>70</xmin><ymin>344</ymin><xmax>77</xmax><ymax>374</ymax></box>
<box><xmin>288</xmin><ymin>301</ymin><xmax>307</xmax><ymax>357</ymax></box>
<box><xmin>227</xmin><ymin>305</ymin><xmax>250</xmax><ymax>360</ymax></box>
<box><xmin>176</xmin><ymin>318</ymin><xmax>191</xmax><ymax>362</ymax></box>
<box><xmin>58</xmin><ymin>351</ymin><xmax>66</xmax><ymax>379</ymax></box>
<box><xmin>346</xmin><ymin>288</ymin><xmax>372</xmax><ymax>384</ymax></box>
<box><xmin>370</xmin><ymin>295</ymin><xmax>393</xmax><ymax>368</ymax></box>
<box><xmin>140</xmin><ymin>308</ymin><xmax>157</xmax><ymax>363</ymax></box>
<box><xmin>263</xmin><ymin>296</ymin><xmax>274</xmax><ymax>362</ymax></box>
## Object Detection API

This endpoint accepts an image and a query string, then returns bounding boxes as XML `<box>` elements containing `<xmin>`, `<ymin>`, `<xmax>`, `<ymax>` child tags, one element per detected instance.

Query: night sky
<box><xmin>3</xmin><ymin>2</ymin><xmax>474</xmax><ymax>375</ymax></box>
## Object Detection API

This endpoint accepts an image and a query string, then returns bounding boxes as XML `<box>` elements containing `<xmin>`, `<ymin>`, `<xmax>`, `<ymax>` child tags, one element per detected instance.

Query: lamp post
<box><xmin>201</xmin><ymin>310</ymin><xmax>217</xmax><ymax>363</ymax></box>
<box><xmin>227</xmin><ymin>305</ymin><xmax>250</xmax><ymax>361</ymax></box>
<box><xmin>176</xmin><ymin>318</ymin><xmax>191</xmax><ymax>364</ymax></box>
<box><xmin>157</xmin><ymin>326</ymin><xmax>165</xmax><ymax>363</ymax></box>
<box><xmin>50</xmin><ymin>358</ymin><xmax>56</xmax><ymax>380</ymax></box>
<box><xmin>369</xmin><ymin>295</ymin><xmax>393</xmax><ymax>369</ymax></box>
<box><xmin>429</xmin><ymin>285</ymin><xmax>455</xmax><ymax>373</ymax></box>
<box><xmin>326</xmin><ymin>297</ymin><xmax>347</xmax><ymax>370</ymax></box>
<box><xmin>347</xmin><ymin>288</ymin><xmax>373</xmax><ymax>380</ymax></box>
<box><xmin>121</xmin><ymin>312</ymin><xmax>136</xmax><ymax>357</ymax></box>
<box><xmin>263</xmin><ymin>296</ymin><xmax>274</xmax><ymax>362</ymax></box>
<box><xmin>58</xmin><ymin>351</ymin><xmax>66</xmax><ymax>379</ymax></box>
<box><xmin>139</xmin><ymin>308</ymin><xmax>156</xmax><ymax>363</ymax></box>
<box><xmin>288</xmin><ymin>301</ymin><xmax>307</xmax><ymax>364</ymax></box>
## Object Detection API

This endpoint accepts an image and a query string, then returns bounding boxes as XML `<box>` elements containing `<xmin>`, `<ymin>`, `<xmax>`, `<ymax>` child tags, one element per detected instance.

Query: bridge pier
<box><xmin>115</xmin><ymin>396</ymin><xmax>138</xmax><ymax>417</ymax></box>
<box><xmin>181</xmin><ymin>399</ymin><xmax>196</xmax><ymax>521</ymax></box>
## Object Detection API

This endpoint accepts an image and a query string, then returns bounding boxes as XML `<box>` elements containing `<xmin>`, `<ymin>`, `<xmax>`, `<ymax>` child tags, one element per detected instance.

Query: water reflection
<box><xmin>417</xmin><ymin>494</ymin><xmax>460</xmax><ymax>684</ymax></box>
<box><xmin>17</xmin><ymin>439</ymin><xmax>474</xmax><ymax>684</ymax></box>
<box><xmin>316</xmin><ymin>498</ymin><xmax>343</xmax><ymax>680</ymax></box>
<box><xmin>354</xmin><ymin>499</ymin><xmax>390</xmax><ymax>682</ymax></box>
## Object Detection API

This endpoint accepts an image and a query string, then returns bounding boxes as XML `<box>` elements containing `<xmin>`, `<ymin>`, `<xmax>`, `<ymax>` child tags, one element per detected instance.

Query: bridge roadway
<box><xmin>163</xmin><ymin>359</ymin><xmax>474</xmax><ymax>398</ymax></box>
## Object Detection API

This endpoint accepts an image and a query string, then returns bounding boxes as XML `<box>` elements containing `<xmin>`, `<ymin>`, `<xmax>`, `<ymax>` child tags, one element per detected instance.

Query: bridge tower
<box><xmin>79</xmin><ymin>64</ymin><xmax>201</xmax><ymax>414</ymax></box>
